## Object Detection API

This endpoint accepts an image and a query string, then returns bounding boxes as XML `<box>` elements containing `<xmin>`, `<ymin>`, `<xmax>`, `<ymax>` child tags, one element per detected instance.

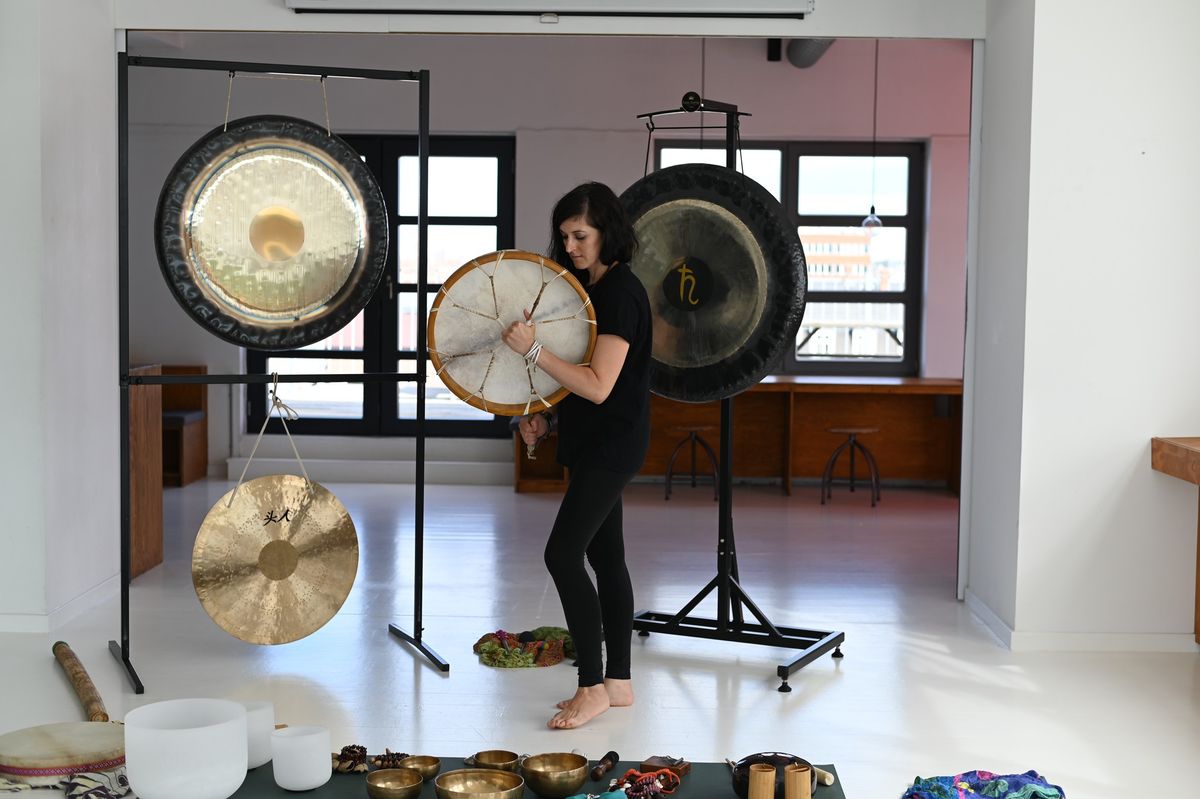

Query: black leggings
<box><xmin>543</xmin><ymin>465</ymin><xmax>635</xmax><ymax>687</ymax></box>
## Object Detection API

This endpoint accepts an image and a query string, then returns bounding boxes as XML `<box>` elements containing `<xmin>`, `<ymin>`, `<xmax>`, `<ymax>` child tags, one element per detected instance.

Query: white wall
<box><xmin>0</xmin><ymin>0</ymin><xmax>119</xmax><ymax>631</ymax></box>
<box><xmin>125</xmin><ymin>32</ymin><xmax>972</xmax><ymax>467</ymax></box>
<box><xmin>0</xmin><ymin>0</ymin><xmax>49</xmax><ymax>626</ymax></box>
<box><xmin>1009</xmin><ymin>0</ymin><xmax>1200</xmax><ymax>646</ymax></box>
<box><xmin>962</xmin><ymin>0</ymin><xmax>1034</xmax><ymax>636</ymax></box>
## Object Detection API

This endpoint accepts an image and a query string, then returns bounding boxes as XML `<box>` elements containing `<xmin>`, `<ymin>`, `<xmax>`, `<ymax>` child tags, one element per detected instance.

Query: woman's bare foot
<box><xmin>548</xmin><ymin>685</ymin><xmax>610</xmax><ymax>729</ymax></box>
<box><xmin>556</xmin><ymin>679</ymin><xmax>634</xmax><ymax>709</ymax></box>
<box><xmin>603</xmin><ymin>678</ymin><xmax>634</xmax><ymax>707</ymax></box>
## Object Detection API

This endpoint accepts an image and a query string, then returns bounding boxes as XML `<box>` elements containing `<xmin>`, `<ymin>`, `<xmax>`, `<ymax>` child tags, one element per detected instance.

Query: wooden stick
<box><xmin>812</xmin><ymin>766</ymin><xmax>835</xmax><ymax>786</ymax></box>
<box><xmin>51</xmin><ymin>641</ymin><xmax>108</xmax><ymax>722</ymax></box>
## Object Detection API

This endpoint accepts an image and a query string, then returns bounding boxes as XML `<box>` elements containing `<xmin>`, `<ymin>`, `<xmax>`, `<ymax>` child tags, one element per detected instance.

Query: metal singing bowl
<box><xmin>397</xmin><ymin>755</ymin><xmax>441</xmax><ymax>781</ymax></box>
<box><xmin>366</xmin><ymin>768</ymin><xmax>424</xmax><ymax>799</ymax></box>
<box><xmin>519</xmin><ymin>753</ymin><xmax>588</xmax><ymax>798</ymax></box>
<box><xmin>471</xmin><ymin>751</ymin><xmax>520</xmax><ymax>772</ymax></box>
<box><xmin>435</xmin><ymin>769</ymin><xmax>524</xmax><ymax>799</ymax></box>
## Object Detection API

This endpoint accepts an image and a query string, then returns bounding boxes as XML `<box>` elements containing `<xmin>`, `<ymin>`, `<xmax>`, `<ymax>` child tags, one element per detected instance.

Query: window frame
<box><xmin>247</xmin><ymin>134</ymin><xmax>516</xmax><ymax>438</ymax></box>
<box><xmin>656</xmin><ymin>139</ymin><xmax>926</xmax><ymax>377</ymax></box>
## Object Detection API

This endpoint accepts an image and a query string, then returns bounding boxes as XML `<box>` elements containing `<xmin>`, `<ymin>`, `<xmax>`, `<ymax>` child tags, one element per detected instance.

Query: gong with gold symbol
<box><xmin>620</xmin><ymin>163</ymin><xmax>807</xmax><ymax>403</ymax></box>
<box><xmin>192</xmin><ymin>475</ymin><xmax>359</xmax><ymax>645</ymax></box>
<box><xmin>155</xmin><ymin>115</ymin><xmax>388</xmax><ymax>350</ymax></box>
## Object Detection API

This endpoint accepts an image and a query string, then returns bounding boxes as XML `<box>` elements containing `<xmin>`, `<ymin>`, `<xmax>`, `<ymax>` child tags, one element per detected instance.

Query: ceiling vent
<box><xmin>786</xmin><ymin>38</ymin><xmax>835</xmax><ymax>68</ymax></box>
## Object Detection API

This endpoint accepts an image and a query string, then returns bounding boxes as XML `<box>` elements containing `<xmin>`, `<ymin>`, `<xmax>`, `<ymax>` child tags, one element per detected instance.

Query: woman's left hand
<box><xmin>501</xmin><ymin>310</ymin><xmax>536</xmax><ymax>355</ymax></box>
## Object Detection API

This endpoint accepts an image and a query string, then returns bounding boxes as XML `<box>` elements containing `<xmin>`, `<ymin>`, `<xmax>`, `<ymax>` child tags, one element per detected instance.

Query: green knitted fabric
<box><xmin>528</xmin><ymin>626</ymin><xmax>576</xmax><ymax>659</ymax></box>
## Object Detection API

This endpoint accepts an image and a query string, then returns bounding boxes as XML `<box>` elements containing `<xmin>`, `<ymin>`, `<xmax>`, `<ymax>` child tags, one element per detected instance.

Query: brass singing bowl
<box><xmin>471</xmin><ymin>750</ymin><xmax>520</xmax><ymax>772</ymax></box>
<box><xmin>519</xmin><ymin>753</ymin><xmax>588</xmax><ymax>798</ymax></box>
<box><xmin>435</xmin><ymin>768</ymin><xmax>524</xmax><ymax>799</ymax></box>
<box><xmin>397</xmin><ymin>755</ymin><xmax>441</xmax><ymax>781</ymax></box>
<box><xmin>367</xmin><ymin>768</ymin><xmax>424</xmax><ymax>799</ymax></box>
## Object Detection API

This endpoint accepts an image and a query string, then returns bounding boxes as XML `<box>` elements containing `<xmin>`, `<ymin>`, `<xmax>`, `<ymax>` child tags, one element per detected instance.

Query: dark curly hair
<box><xmin>548</xmin><ymin>182</ymin><xmax>638</xmax><ymax>269</ymax></box>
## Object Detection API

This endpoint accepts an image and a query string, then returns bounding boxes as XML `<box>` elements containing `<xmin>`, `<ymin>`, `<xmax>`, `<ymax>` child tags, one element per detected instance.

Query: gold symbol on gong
<box><xmin>676</xmin><ymin>263</ymin><xmax>700</xmax><ymax>306</ymax></box>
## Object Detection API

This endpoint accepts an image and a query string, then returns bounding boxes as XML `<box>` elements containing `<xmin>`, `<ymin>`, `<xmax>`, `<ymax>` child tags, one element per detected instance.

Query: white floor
<box><xmin>3</xmin><ymin>481</ymin><xmax>1197</xmax><ymax>799</ymax></box>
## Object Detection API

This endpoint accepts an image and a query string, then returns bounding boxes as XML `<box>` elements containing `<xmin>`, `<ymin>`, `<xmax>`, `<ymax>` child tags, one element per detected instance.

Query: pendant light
<box><xmin>862</xmin><ymin>38</ymin><xmax>883</xmax><ymax>233</ymax></box>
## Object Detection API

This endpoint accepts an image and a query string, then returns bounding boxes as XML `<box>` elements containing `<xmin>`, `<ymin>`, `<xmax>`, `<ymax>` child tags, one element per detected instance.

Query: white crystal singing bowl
<box><xmin>124</xmin><ymin>698</ymin><xmax>248</xmax><ymax>799</ymax></box>
<box><xmin>243</xmin><ymin>701</ymin><xmax>275</xmax><ymax>769</ymax></box>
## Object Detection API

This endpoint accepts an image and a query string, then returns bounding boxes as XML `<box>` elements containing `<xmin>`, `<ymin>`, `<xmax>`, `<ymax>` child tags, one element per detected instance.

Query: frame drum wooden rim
<box><xmin>428</xmin><ymin>250</ymin><xmax>597</xmax><ymax>417</ymax></box>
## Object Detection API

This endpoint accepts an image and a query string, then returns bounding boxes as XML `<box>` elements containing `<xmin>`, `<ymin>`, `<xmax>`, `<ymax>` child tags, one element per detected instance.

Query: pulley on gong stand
<box><xmin>624</xmin><ymin>93</ymin><xmax>844</xmax><ymax>692</ymax></box>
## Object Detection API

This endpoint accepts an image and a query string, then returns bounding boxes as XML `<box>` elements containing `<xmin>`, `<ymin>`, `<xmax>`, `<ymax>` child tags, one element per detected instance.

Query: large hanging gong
<box><xmin>620</xmin><ymin>164</ymin><xmax>807</xmax><ymax>403</ymax></box>
<box><xmin>155</xmin><ymin>115</ymin><xmax>388</xmax><ymax>350</ymax></box>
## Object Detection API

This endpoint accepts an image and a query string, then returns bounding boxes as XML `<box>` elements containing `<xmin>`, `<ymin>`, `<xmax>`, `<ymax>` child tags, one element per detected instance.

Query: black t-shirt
<box><xmin>555</xmin><ymin>263</ymin><xmax>652</xmax><ymax>474</ymax></box>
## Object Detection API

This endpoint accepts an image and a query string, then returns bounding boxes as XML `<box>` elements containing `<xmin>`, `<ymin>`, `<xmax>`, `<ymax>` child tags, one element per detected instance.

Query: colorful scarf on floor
<box><xmin>473</xmin><ymin>627</ymin><xmax>574</xmax><ymax>667</ymax></box>
<box><xmin>902</xmin><ymin>770</ymin><xmax>1064</xmax><ymax>799</ymax></box>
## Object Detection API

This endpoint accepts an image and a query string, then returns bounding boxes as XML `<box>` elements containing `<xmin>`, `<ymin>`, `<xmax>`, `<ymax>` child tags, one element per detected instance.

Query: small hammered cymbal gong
<box><xmin>620</xmin><ymin>163</ymin><xmax>807</xmax><ymax>402</ymax></box>
<box><xmin>193</xmin><ymin>474</ymin><xmax>358</xmax><ymax>645</ymax></box>
<box><xmin>155</xmin><ymin>114</ymin><xmax>388</xmax><ymax>350</ymax></box>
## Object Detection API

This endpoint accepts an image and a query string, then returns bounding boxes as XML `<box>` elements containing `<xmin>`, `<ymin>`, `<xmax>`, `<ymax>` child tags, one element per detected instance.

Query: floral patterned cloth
<box><xmin>902</xmin><ymin>770</ymin><xmax>1064</xmax><ymax>799</ymax></box>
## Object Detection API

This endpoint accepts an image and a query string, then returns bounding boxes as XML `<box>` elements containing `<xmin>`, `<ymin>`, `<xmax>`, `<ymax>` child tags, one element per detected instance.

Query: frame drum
<box><xmin>428</xmin><ymin>250</ymin><xmax>597</xmax><ymax>417</ymax></box>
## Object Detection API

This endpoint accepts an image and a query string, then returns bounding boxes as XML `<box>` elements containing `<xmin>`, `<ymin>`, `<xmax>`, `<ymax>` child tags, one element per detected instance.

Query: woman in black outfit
<box><xmin>501</xmin><ymin>182</ymin><xmax>652</xmax><ymax>730</ymax></box>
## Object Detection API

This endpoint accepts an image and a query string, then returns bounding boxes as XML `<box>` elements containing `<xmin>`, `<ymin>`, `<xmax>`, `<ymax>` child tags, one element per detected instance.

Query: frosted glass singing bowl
<box><xmin>124</xmin><ymin>698</ymin><xmax>248</xmax><ymax>799</ymax></box>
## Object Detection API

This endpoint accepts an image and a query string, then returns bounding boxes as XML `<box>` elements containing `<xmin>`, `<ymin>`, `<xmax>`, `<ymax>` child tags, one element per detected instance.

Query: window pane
<box><xmin>398</xmin><ymin>360</ymin><xmax>495</xmax><ymax>422</ymax></box>
<box><xmin>398</xmin><ymin>224</ymin><xmax>498</xmax><ymax>284</ymax></box>
<box><xmin>396</xmin><ymin>291</ymin><xmax>436</xmax><ymax>359</ymax></box>
<box><xmin>659</xmin><ymin>147</ymin><xmax>783</xmax><ymax>201</ymax></box>
<box><xmin>263</xmin><ymin>358</ymin><xmax>363</xmax><ymax>418</ymax></box>
<box><xmin>398</xmin><ymin>156</ymin><xmax>498</xmax><ymax>217</ymax></box>
<box><xmin>799</xmin><ymin>226</ymin><xmax>906</xmax><ymax>292</ymax></box>
<box><xmin>795</xmin><ymin>302</ymin><xmax>904</xmax><ymax>361</ymax></box>
<box><xmin>797</xmin><ymin>155</ymin><xmax>908</xmax><ymax>216</ymax></box>
<box><xmin>298</xmin><ymin>309</ymin><xmax>366</xmax><ymax>351</ymax></box>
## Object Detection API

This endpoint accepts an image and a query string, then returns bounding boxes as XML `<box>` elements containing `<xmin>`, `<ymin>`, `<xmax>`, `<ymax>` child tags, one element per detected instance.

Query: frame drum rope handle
<box><xmin>51</xmin><ymin>642</ymin><xmax>108</xmax><ymax>723</ymax></box>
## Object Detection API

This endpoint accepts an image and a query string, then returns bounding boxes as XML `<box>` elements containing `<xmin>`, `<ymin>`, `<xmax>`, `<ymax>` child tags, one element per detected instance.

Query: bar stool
<box><xmin>664</xmin><ymin>425</ymin><xmax>718</xmax><ymax>500</ymax></box>
<box><xmin>820</xmin><ymin>427</ymin><xmax>881</xmax><ymax>507</ymax></box>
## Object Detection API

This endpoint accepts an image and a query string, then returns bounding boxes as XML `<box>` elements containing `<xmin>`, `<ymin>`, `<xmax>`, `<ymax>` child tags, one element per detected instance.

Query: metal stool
<box><xmin>820</xmin><ymin>427</ymin><xmax>881</xmax><ymax>507</ymax></box>
<box><xmin>664</xmin><ymin>425</ymin><xmax>718</xmax><ymax>500</ymax></box>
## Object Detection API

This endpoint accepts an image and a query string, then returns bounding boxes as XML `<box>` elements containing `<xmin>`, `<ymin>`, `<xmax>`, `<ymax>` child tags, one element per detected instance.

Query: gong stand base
<box><xmin>107</xmin><ymin>640</ymin><xmax>144</xmax><ymax>694</ymax></box>
<box><xmin>388</xmin><ymin>624</ymin><xmax>450</xmax><ymax>672</ymax></box>
<box><xmin>632</xmin><ymin>397</ymin><xmax>845</xmax><ymax>693</ymax></box>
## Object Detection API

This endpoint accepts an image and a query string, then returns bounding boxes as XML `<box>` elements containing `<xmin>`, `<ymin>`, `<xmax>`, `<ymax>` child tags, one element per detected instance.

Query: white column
<box><xmin>0</xmin><ymin>0</ymin><xmax>119</xmax><ymax>632</ymax></box>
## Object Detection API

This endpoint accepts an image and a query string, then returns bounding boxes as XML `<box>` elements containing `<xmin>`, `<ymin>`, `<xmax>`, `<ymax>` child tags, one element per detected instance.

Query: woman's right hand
<box><xmin>518</xmin><ymin>413</ymin><xmax>548</xmax><ymax>447</ymax></box>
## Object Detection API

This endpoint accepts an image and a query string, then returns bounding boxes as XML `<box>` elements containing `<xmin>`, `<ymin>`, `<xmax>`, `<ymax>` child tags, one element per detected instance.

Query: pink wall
<box><xmin>129</xmin><ymin>32</ymin><xmax>970</xmax><ymax>378</ymax></box>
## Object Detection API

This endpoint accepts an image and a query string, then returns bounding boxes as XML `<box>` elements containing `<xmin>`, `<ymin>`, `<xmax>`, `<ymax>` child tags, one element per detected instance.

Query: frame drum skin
<box><xmin>621</xmin><ymin>164</ymin><xmax>807</xmax><ymax>403</ymax></box>
<box><xmin>428</xmin><ymin>250</ymin><xmax>597</xmax><ymax>417</ymax></box>
<box><xmin>155</xmin><ymin>115</ymin><xmax>388</xmax><ymax>350</ymax></box>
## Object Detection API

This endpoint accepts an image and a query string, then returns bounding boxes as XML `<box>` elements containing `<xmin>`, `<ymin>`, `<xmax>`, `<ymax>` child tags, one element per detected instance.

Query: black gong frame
<box><xmin>114</xmin><ymin>54</ymin><xmax>446</xmax><ymax>693</ymax></box>
<box><xmin>631</xmin><ymin>95</ymin><xmax>845</xmax><ymax>692</ymax></box>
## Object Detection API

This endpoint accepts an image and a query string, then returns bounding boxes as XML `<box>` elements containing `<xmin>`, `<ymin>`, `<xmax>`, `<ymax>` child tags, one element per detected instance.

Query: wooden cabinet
<box><xmin>514</xmin><ymin>433</ymin><xmax>569</xmax><ymax>492</ymax></box>
<box><xmin>128</xmin><ymin>364</ymin><xmax>163</xmax><ymax>577</ymax></box>
<box><xmin>161</xmin><ymin>364</ymin><xmax>208</xmax><ymax>486</ymax></box>
<box><xmin>1150</xmin><ymin>436</ymin><xmax>1200</xmax><ymax>643</ymax></box>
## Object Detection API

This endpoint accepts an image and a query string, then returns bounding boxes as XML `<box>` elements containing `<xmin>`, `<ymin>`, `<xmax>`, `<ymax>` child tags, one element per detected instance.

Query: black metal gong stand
<box><xmin>631</xmin><ymin>95</ymin><xmax>844</xmax><ymax>692</ymax></box>
<box><xmin>113</xmin><ymin>54</ymin><xmax>446</xmax><ymax>694</ymax></box>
